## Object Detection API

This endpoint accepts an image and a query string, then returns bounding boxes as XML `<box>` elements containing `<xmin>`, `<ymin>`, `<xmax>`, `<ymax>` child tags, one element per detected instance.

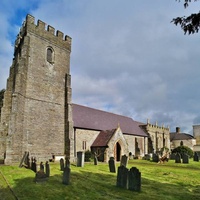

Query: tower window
<box><xmin>47</xmin><ymin>47</ymin><xmax>54</xmax><ymax>63</ymax></box>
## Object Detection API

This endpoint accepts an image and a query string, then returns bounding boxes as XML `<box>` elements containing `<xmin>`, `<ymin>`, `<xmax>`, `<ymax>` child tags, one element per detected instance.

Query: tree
<box><xmin>172</xmin><ymin>0</ymin><xmax>200</xmax><ymax>34</ymax></box>
<box><xmin>172</xmin><ymin>145</ymin><xmax>193</xmax><ymax>158</ymax></box>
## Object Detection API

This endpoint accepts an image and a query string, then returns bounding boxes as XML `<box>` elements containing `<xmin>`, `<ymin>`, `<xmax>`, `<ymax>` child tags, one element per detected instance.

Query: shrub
<box><xmin>172</xmin><ymin>145</ymin><xmax>193</xmax><ymax>158</ymax></box>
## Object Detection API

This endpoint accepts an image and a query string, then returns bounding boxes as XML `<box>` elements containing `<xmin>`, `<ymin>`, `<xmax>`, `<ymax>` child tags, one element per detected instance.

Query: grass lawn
<box><xmin>0</xmin><ymin>159</ymin><xmax>200</xmax><ymax>200</ymax></box>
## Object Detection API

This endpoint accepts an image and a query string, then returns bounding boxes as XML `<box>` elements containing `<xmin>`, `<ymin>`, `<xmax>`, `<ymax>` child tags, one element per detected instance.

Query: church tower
<box><xmin>0</xmin><ymin>14</ymin><xmax>74</xmax><ymax>164</ymax></box>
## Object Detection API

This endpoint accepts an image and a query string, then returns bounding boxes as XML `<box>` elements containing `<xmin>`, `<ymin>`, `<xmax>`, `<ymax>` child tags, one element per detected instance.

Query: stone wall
<box><xmin>140</xmin><ymin>122</ymin><xmax>170</xmax><ymax>153</ymax></box>
<box><xmin>75</xmin><ymin>128</ymin><xmax>100</xmax><ymax>152</ymax></box>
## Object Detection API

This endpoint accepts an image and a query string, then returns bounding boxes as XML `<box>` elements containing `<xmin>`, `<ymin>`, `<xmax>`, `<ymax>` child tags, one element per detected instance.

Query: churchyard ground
<box><xmin>0</xmin><ymin>159</ymin><xmax>200</xmax><ymax>200</ymax></box>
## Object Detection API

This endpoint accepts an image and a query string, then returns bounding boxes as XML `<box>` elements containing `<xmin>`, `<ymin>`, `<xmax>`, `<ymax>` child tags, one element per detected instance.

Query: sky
<box><xmin>0</xmin><ymin>0</ymin><xmax>200</xmax><ymax>134</ymax></box>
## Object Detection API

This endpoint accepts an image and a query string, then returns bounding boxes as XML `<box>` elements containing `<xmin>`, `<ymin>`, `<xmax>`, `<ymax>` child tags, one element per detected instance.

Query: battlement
<box><xmin>26</xmin><ymin>14</ymin><xmax>71</xmax><ymax>42</ymax></box>
<box><xmin>141</xmin><ymin>119</ymin><xmax>170</xmax><ymax>132</ymax></box>
<box><xmin>15</xmin><ymin>14</ymin><xmax>71</xmax><ymax>50</ymax></box>
<box><xmin>146</xmin><ymin>123</ymin><xmax>170</xmax><ymax>132</ymax></box>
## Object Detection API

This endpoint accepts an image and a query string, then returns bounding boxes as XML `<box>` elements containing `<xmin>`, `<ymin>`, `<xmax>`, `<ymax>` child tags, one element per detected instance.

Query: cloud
<box><xmin>1</xmin><ymin>0</ymin><xmax>200</xmax><ymax>133</ymax></box>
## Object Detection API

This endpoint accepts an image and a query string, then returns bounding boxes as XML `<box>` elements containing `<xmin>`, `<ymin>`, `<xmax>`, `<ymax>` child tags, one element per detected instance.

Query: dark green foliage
<box><xmin>172</xmin><ymin>0</ymin><xmax>200</xmax><ymax>34</ymax></box>
<box><xmin>172</xmin><ymin>145</ymin><xmax>193</xmax><ymax>158</ymax></box>
<box><xmin>84</xmin><ymin>150</ymin><xmax>93</xmax><ymax>162</ymax></box>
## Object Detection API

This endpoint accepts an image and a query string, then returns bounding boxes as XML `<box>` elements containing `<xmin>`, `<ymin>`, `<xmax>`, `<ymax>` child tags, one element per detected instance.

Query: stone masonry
<box><xmin>0</xmin><ymin>14</ymin><xmax>74</xmax><ymax>164</ymax></box>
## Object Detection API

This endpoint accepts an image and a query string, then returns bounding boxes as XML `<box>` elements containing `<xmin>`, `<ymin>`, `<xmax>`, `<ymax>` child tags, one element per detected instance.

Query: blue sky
<box><xmin>1</xmin><ymin>0</ymin><xmax>200</xmax><ymax>134</ymax></box>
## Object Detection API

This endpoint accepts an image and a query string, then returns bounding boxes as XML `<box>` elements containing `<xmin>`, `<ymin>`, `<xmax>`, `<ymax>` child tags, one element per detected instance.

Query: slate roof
<box><xmin>72</xmin><ymin>104</ymin><xmax>147</xmax><ymax>137</ymax></box>
<box><xmin>170</xmin><ymin>132</ymin><xmax>194</xmax><ymax>141</ymax></box>
<box><xmin>91</xmin><ymin>129</ymin><xmax>116</xmax><ymax>147</ymax></box>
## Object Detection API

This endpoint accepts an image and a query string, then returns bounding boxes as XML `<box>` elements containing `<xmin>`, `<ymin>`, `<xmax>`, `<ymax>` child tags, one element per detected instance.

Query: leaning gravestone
<box><xmin>193</xmin><ymin>152</ymin><xmax>199</xmax><ymax>162</ymax></box>
<box><xmin>60</xmin><ymin>158</ymin><xmax>64</xmax><ymax>171</ymax></box>
<box><xmin>120</xmin><ymin>155</ymin><xmax>128</xmax><ymax>167</ymax></box>
<box><xmin>109</xmin><ymin>157</ymin><xmax>116</xmax><ymax>173</ymax></box>
<box><xmin>77</xmin><ymin>151</ymin><xmax>85</xmax><ymax>167</ymax></box>
<box><xmin>116</xmin><ymin>165</ymin><xmax>129</xmax><ymax>189</ymax></box>
<box><xmin>19</xmin><ymin>151</ymin><xmax>29</xmax><ymax>168</ymax></box>
<box><xmin>128</xmin><ymin>167</ymin><xmax>141</xmax><ymax>192</ymax></box>
<box><xmin>182</xmin><ymin>153</ymin><xmax>189</xmax><ymax>164</ymax></box>
<box><xmin>175</xmin><ymin>153</ymin><xmax>181</xmax><ymax>163</ymax></box>
<box><xmin>63</xmin><ymin>166</ymin><xmax>70</xmax><ymax>185</ymax></box>
<box><xmin>45</xmin><ymin>161</ymin><xmax>50</xmax><ymax>177</ymax></box>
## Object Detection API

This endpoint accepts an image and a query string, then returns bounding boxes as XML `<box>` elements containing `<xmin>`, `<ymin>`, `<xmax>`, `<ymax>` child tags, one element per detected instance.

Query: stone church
<box><xmin>0</xmin><ymin>15</ymin><xmax>170</xmax><ymax>164</ymax></box>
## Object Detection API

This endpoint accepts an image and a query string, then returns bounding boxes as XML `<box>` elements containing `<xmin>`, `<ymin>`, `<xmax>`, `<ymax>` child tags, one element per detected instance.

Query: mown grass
<box><xmin>0</xmin><ymin>159</ymin><xmax>200</xmax><ymax>200</ymax></box>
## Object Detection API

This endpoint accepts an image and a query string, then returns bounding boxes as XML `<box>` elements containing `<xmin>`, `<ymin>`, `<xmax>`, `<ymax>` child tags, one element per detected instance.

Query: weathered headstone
<box><xmin>144</xmin><ymin>154</ymin><xmax>151</xmax><ymax>160</ymax></box>
<box><xmin>19</xmin><ymin>151</ymin><xmax>29</xmax><ymax>168</ymax></box>
<box><xmin>175</xmin><ymin>153</ymin><xmax>181</xmax><ymax>163</ymax></box>
<box><xmin>193</xmin><ymin>152</ymin><xmax>199</xmax><ymax>162</ymax></box>
<box><xmin>34</xmin><ymin>170</ymin><xmax>48</xmax><ymax>183</ymax></box>
<box><xmin>31</xmin><ymin>157</ymin><xmax>37</xmax><ymax>173</ymax></box>
<box><xmin>116</xmin><ymin>165</ymin><xmax>129</xmax><ymax>189</ymax></box>
<box><xmin>152</xmin><ymin>153</ymin><xmax>159</xmax><ymax>162</ymax></box>
<box><xmin>94</xmin><ymin>155</ymin><xmax>98</xmax><ymax>165</ymax></box>
<box><xmin>65</xmin><ymin>158</ymin><xmax>70</xmax><ymax>168</ymax></box>
<box><xmin>45</xmin><ymin>161</ymin><xmax>50</xmax><ymax>177</ymax></box>
<box><xmin>128</xmin><ymin>167</ymin><xmax>141</xmax><ymax>192</ymax></box>
<box><xmin>62</xmin><ymin>166</ymin><xmax>70</xmax><ymax>185</ymax></box>
<box><xmin>120</xmin><ymin>154</ymin><xmax>128</xmax><ymax>167</ymax></box>
<box><xmin>40</xmin><ymin>162</ymin><xmax>44</xmax><ymax>171</ymax></box>
<box><xmin>24</xmin><ymin>152</ymin><xmax>30</xmax><ymax>168</ymax></box>
<box><xmin>182</xmin><ymin>153</ymin><xmax>189</xmax><ymax>164</ymax></box>
<box><xmin>77</xmin><ymin>151</ymin><xmax>85</xmax><ymax>167</ymax></box>
<box><xmin>108</xmin><ymin>157</ymin><xmax>116</xmax><ymax>173</ymax></box>
<box><xmin>60</xmin><ymin>158</ymin><xmax>64</xmax><ymax>171</ymax></box>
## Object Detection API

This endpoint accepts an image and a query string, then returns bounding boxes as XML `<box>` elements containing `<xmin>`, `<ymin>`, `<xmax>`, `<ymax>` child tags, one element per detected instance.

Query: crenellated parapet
<box><xmin>15</xmin><ymin>14</ymin><xmax>71</xmax><ymax>51</ymax></box>
<box><xmin>145</xmin><ymin>123</ymin><xmax>170</xmax><ymax>133</ymax></box>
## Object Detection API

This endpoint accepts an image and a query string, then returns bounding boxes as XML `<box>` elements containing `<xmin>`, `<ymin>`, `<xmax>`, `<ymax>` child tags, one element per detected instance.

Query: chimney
<box><xmin>176</xmin><ymin>127</ymin><xmax>180</xmax><ymax>133</ymax></box>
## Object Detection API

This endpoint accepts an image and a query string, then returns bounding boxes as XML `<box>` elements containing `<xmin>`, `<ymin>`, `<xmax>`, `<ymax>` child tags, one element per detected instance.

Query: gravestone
<box><xmin>116</xmin><ymin>165</ymin><xmax>129</xmax><ymax>189</ymax></box>
<box><xmin>31</xmin><ymin>157</ymin><xmax>37</xmax><ymax>173</ymax></box>
<box><xmin>19</xmin><ymin>151</ymin><xmax>29</xmax><ymax>168</ymax></box>
<box><xmin>175</xmin><ymin>153</ymin><xmax>181</xmax><ymax>163</ymax></box>
<box><xmin>144</xmin><ymin>154</ymin><xmax>151</xmax><ymax>160</ymax></box>
<box><xmin>65</xmin><ymin>158</ymin><xmax>70</xmax><ymax>168</ymax></box>
<box><xmin>120</xmin><ymin>155</ymin><xmax>128</xmax><ymax>167</ymax></box>
<box><xmin>63</xmin><ymin>166</ymin><xmax>70</xmax><ymax>185</ymax></box>
<box><xmin>45</xmin><ymin>161</ymin><xmax>50</xmax><ymax>177</ymax></box>
<box><xmin>94</xmin><ymin>152</ymin><xmax>98</xmax><ymax>165</ymax></box>
<box><xmin>182</xmin><ymin>153</ymin><xmax>189</xmax><ymax>164</ymax></box>
<box><xmin>94</xmin><ymin>156</ymin><xmax>98</xmax><ymax>165</ymax></box>
<box><xmin>24</xmin><ymin>152</ymin><xmax>30</xmax><ymax>168</ymax></box>
<box><xmin>35</xmin><ymin>170</ymin><xmax>48</xmax><ymax>183</ymax></box>
<box><xmin>77</xmin><ymin>151</ymin><xmax>84</xmax><ymax>167</ymax></box>
<box><xmin>108</xmin><ymin>157</ymin><xmax>116</xmax><ymax>173</ymax></box>
<box><xmin>60</xmin><ymin>158</ymin><xmax>64</xmax><ymax>171</ymax></box>
<box><xmin>152</xmin><ymin>153</ymin><xmax>159</xmax><ymax>162</ymax></box>
<box><xmin>193</xmin><ymin>152</ymin><xmax>199</xmax><ymax>162</ymax></box>
<box><xmin>40</xmin><ymin>162</ymin><xmax>44</xmax><ymax>171</ymax></box>
<box><xmin>128</xmin><ymin>167</ymin><xmax>141</xmax><ymax>192</ymax></box>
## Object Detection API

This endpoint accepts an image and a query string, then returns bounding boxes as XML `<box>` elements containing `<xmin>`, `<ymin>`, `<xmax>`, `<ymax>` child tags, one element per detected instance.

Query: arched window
<box><xmin>47</xmin><ymin>47</ymin><xmax>54</xmax><ymax>63</ymax></box>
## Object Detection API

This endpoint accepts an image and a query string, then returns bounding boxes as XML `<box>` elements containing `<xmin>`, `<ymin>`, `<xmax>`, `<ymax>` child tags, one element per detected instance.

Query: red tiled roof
<box><xmin>91</xmin><ymin>129</ymin><xmax>116</xmax><ymax>147</ymax></box>
<box><xmin>72</xmin><ymin>104</ymin><xmax>147</xmax><ymax>137</ymax></box>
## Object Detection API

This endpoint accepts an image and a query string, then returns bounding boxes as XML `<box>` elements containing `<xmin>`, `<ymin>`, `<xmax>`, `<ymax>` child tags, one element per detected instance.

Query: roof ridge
<box><xmin>72</xmin><ymin>103</ymin><xmax>134</xmax><ymax>120</ymax></box>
